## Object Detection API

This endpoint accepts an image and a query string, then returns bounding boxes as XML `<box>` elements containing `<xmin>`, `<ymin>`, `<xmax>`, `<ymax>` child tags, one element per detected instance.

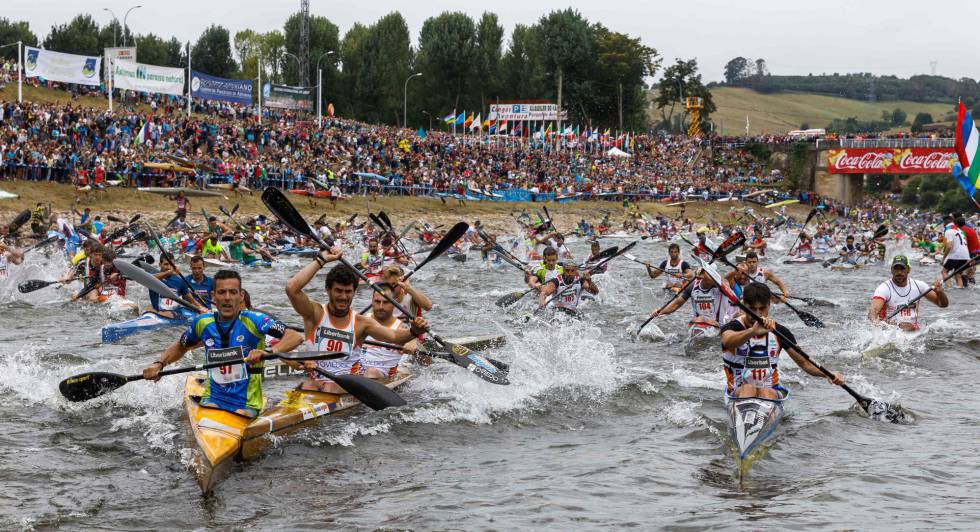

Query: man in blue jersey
<box><xmin>178</xmin><ymin>255</ymin><xmax>214</xmax><ymax>308</ymax></box>
<box><xmin>146</xmin><ymin>257</ymin><xmax>200</xmax><ymax>318</ymax></box>
<box><xmin>141</xmin><ymin>270</ymin><xmax>303</xmax><ymax>417</ymax></box>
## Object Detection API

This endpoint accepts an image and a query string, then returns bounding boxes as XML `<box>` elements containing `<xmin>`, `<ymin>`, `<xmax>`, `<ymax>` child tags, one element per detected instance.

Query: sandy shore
<box><xmin>0</xmin><ymin>181</ymin><xmax>811</xmax><ymax>235</ymax></box>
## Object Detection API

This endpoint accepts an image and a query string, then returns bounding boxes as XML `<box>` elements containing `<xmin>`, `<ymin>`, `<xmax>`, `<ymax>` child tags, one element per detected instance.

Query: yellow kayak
<box><xmin>764</xmin><ymin>199</ymin><xmax>799</xmax><ymax>209</ymax></box>
<box><xmin>183</xmin><ymin>371</ymin><xmax>412</xmax><ymax>494</ymax></box>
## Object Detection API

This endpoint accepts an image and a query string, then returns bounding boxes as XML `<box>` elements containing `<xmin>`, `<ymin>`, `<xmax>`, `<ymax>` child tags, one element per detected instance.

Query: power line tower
<box><xmin>299</xmin><ymin>0</ymin><xmax>310</xmax><ymax>87</ymax></box>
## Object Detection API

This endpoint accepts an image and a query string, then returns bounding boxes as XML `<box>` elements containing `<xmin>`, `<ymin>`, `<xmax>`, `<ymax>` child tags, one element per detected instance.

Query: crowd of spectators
<box><xmin>0</xmin><ymin>96</ymin><xmax>785</xmax><ymax>202</ymax></box>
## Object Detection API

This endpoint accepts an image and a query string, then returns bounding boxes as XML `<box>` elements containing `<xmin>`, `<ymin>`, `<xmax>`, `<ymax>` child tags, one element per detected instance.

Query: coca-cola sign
<box><xmin>827</xmin><ymin>148</ymin><xmax>956</xmax><ymax>174</ymax></box>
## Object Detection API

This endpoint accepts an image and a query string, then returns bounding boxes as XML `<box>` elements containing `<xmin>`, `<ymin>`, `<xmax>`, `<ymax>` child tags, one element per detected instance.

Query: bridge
<box><xmin>806</xmin><ymin>138</ymin><xmax>956</xmax><ymax>204</ymax></box>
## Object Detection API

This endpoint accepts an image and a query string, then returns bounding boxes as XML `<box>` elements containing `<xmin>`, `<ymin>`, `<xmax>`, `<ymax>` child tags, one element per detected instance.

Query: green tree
<box><xmin>337</xmin><ymin>23</ymin><xmax>369</xmax><ymax>118</ymax></box>
<box><xmin>415</xmin><ymin>12</ymin><xmax>478</xmax><ymax>124</ymax></box>
<box><xmin>0</xmin><ymin>18</ymin><xmax>38</xmax><ymax>60</ymax></box>
<box><xmin>283</xmin><ymin>12</ymin><xmax>340</xmax><ymax>90</ymax></box>
<box><xmin>891</xmin><ymin>108</ymin><xmax>907</xmax><ymax>126</ymax></box>
<box><xmin>475</xmin><ymin>12</ymin><xmax>504</xmax><ymax>110</ymax></box>
<box><xmin>500</xmin><ymin>24</ymin><xmax>545</xmax><ymax>100</ymax></box>
<box><xmin>134</xmin><ymin>34</ymin><xmax>183</xmax><ymax>68</ymax></box>
<box><xmin>346</xmin><ymin>12</ymin><xmax>412</xmax><ymax>124</ymax></box>
<box><xmin>43</xmin><ymin>14</ymin><xmax>102</xmax><ymax>56</ymax></box>
<box><xmin>192</xmin><ymin>25</ymin><xmax>236</xmax><ymax>78</ymax></box>
<box><xmin>260</xmin><ymin>30</ymin><xmax>286</xmax><ymax>83</ymax></box>
<box><xmin>655</xmin><ymin>58</ymin><xmax>716</xmax><ymax>132</ymax></box>
<box><xmin>593</xmin><ymin>24</ymin><xmax>660</xmax><ymax>130</ymax></box>
<box><xmin>911</xmin><ymin>112</ymin><xmax>933</xmax><ymax>133</ymax></box>
<box><xmin>723</xmin><ymin>57</ymin><xmax>750</xmax><ymax>85</ymax></box>
<box><xmin>535</xmin><ymin>9</ymin><xmax>598</xmax><ymax>125</ymax></box>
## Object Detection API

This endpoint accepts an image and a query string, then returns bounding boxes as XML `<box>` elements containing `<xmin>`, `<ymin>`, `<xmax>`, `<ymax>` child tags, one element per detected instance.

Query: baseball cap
<box><xmin>891</xmin><ymin>255</ymin><xmax>910</xmax><ymax>269</ymax></box>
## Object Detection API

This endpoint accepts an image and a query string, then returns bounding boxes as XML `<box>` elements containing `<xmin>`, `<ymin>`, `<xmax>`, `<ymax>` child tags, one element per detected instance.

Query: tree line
<box><xmin>0</xmin><ymin>10</ymin><xmax>665</xmax><ymax>130</ymax></box>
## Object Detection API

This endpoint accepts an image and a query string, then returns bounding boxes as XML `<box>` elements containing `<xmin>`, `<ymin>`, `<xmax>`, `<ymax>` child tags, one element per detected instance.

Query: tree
<box><xmin>415</xmin><ymin>12</ymin><xmax>478</xmax><ymax>123</ymax></box>
<box><xmin>283</xmin><ymin>12</ymin><xmax>340</xmax><ymax>89</ymax></box>
<box><xmin>891</xmin><ymin>108</ymin><xmax>907</xmax><ymax>126</ymax></box>
<box><xmin>345</xmin><ymin>12</ymin><xmax>412</xmax><ymax>125</ymax></box>
<box><xmin>755</xmin><ymin>58</ymin><xmax>768</xmax><ymax>78</ymax></box>
<box><xmin>0</xmin><ymin>18</ymin><xmax>38</xmax><ymax>60</ymax></box>
<box><xmin>192</xmin><ymin>25</ymin><xmax>236</xmax><ymax>78</ymax></box>
<box><xmin>260</xmin><ymin>30</ymin><xmax>286</xmax><ymax>83</ymax></box>
<box><xmin>134</xmin><ymin>34</ymin><xmax>184</xmax><ymax>68</ymax></box>
<box><xmin>723</xmin><ymin>57</ymin><xmax>750</xmax><ymax>85</ymax></box>
<box><xmin>337</xmin><ymin>23</ymin><xmax>369</xmax><ymax>117</ymax></box>
<box><xmin>535</xmin><ymin>9</ymin><xmax>597</xmax><ymax>125</ymax></box>
<box><xmin>500</xmin><ymin>24</ymin><xmax>545</xmax><ymax>100</ymax></box>
<box><xmin>911</xmin><ymin>112</ymin><xmax>933</xmax><ymax>133</ymax></box>
<box><xmin>593</xmin><ymin>24</ymin><xmax>660</xmax><ymax>129</ymax></box>
<box><xmin>475</xmin><ymin>12</ymin><xmax>504</xmax><ymax>110</ymax></box>
<box><xmin>655</xmin><ymin>58</ymin><xmax>716</xmax><ymax>132</ymax></box>
<box><xmin>43</xmin><ymin>14</ymin><xmax>102</xmax><ymax>56</ymax></box>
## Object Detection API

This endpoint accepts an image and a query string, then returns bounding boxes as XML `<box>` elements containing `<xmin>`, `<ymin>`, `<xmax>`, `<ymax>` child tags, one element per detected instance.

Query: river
<box><xmin>1</xmin><ymin>231</ymin><xmax>977</xmax><ymax>530</ymax></box>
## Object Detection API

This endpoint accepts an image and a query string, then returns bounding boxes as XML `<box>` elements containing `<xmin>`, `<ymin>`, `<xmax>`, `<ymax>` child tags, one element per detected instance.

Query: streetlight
<box><xmin>122</xmin><ymin>5</ymin><xmax>142</xmax><ymax>47</ymax></box>
<box><xmin>403</xmin><ymin>72</ymin><xmax>421</xmax><ymax>128</ymax></box>
<box><xmin>315</xmin><ymin>50</ymin><xmax>335</xmax><ymax>127</ymax></box>
<box><xmin>421</xmin><ymin>110</ymin><xmax>432</xmax><ymax>132</ymax></box>
<box><xmin>283</xmin><ymin>52</ymin><xmax>301</xmax><ymax>85</ymax></box>
<box><xmin>103</xmin><ymin>9</ymin><xmax>119</xmax><ymax>48</ymax></box>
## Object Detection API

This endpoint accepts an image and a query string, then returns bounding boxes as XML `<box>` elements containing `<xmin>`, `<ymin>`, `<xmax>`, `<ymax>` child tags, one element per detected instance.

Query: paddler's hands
<box><xmin>409</xmin><ymin>317</ymin><xmax>429</xmax><ymax>336</ymax></box>
<box><xmin>142</xmin><ymin>361</ymin><xmax>164</xmax><ymax>382</ymax></box>
<box><xmin>933</xmin><ymin>278</ymin><xmax>945</xmax><ymax>294</ymax></box>
<box><xmin>302</xmin><ymin>360</ymin><xmax>318</xmax><ymax>377</ymax></box>
<box><xmin>827</xmin><ymin>371</ymin><xmax>845</xmax><ymax>386</ymax></box>
<box><xmin>750</xmin><ymin>317</ymin><xmax>776</xmax><ymax>336</ymax></box>
<box><xmin>245</xmin><ymin>349</ymin><xmax>266</xmax><ymax>365</ymax></box>
<box><xmin>648</xmin><ymin>308</ymin><xmax>661</xmax><ymax>319</ymax></box>
<box><xmin>318</xmin><ymin>247</ymin><xmax>343</xmax><ymax>264</ymax></box>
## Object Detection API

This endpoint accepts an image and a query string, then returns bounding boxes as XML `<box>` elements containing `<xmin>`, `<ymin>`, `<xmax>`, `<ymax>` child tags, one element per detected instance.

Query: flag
<box><xmin>470</xmin><ymin>113</ymin><xmax>482</xmax><ymax>131</ymax></box>
<box><xmin>513</xmin><ymin>121</ymin><xmax>522</xmax><ymax>136</ymax></box>
<box><xmin>453</xmin><ymin>111</ymin><xmax>466</xmax><ymax>126</ymax></box>
<box><xmin>463</xmin><ymin>113</ymin><xmax>474</xmax><ymax>128</ymax></box>
<box><xmin>486</xmin><ymin>110</ymin><xmax>497</xmax><ymax>129</ymax></box>
<box><xmin>417</xmin><ymin>127</ymin><xmax>426</xmax><ymax>138</ymax></box>
<box><xmin>955</xmin><ymin>101</ymin><xmax>980</xmax><ymax>199</ymax></box>
<box><xmin>134</xmin><ymin>116</ymin><xmax>149</xmax><ymax>145</ymax></box>
<box><xmin>498</xmin><ymin>119</ymin><xmax>508</xmax><ymax>133</ymax></box>
<box><xmin>442</xmin><ymin>110</ymin><xmax>456</xmax><ymax>124</ymax></box>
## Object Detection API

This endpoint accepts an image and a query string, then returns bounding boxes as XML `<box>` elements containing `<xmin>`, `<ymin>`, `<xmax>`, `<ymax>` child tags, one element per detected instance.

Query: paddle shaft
<box><xmin>544</xmin><ymin>242</ymin><xmax>634</xmax><ymax>307</ymax></box>
<box><xmin>787</xmin><ymin>210</ymin><xmax>818</xmax><ymax>253</ymax></box>
<box><xmin>143</xmin><ymin>222</ymin><xmax>207</xmax><ymax>308</ymax></box>
<box><xmin>885</xmin><ymin>255</ymin><xmax>976</xmax><ymax>321</ymax></box>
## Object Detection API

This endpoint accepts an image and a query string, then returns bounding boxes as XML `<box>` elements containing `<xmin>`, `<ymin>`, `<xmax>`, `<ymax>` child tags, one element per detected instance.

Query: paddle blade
<box><xmin>496</xmin><ymin>291</ymin><xmax>526</xmax><ymax>308</ymax></box>
<box><xmin>18</xmin><ymin>279</ymin><xmax>57</xmax><ymax>293</ymax></box>
<box><xmin>312</xmin><ymin>369</ymin><xmax>406</xmax><ymax>410</ymax></box>
<box><xmin>713</xmin><ymin>232</ymin><xmax>746</xmax><ymax>259</ymax></box>
<box><xmin>796</xmin><ymin>309</ymin><xmax>825</xmax><ymax>328</ymax></box>
<box><xmin>435</xmin><ymin>340</ymin><xmax>510</xmax><ymax>385</ymax></box>
<box><xmin>378</xmin><ymin>211</ymin><xmax>394</xmax><ymax>230</ymax></box>
<box><xmin>860</xmin><ymin>397</ymin><xmax>911</xmax><ymax>424</ymax></box>
<box><xmin>261</xmin><ymin>187</ymin><xmax>321</xmax><ymax>244</ymax></box>
<box><xmin>419</xmin><ymin>222</ymin><xmax>468</xmax><ymax>265</ymax></box>
<box><xmin>59</xmin><ymin>372</ymin><xmax>130</xmax><ymax>402</ymax></box>
<box><xmin>107</xmin><ymin>215</ymin><xmax>125</xmax><ymax>223</ymax></box>
<box><xmin>231</xmin><ymin>203</ymin><xmax>239</xmax><ymax>215</ymax></box>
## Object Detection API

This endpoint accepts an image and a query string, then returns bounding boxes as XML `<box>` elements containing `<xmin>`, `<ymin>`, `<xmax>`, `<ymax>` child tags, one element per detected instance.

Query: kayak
<box><xmin>242</xmin><ymin>259</ymin><xmax>272</xmax><ymax>268</ymax></box>
<box><xmin>277</xmin><ymin>247</ymin><xmax>319</xmax><ymax>257</ymax></box>
<box><xmin>727</xmin><ymin>387</ymin><xmax>789</xmax><ymax>478</ymax></box>
<box><xmin>830</xmin><ymin>263</ymin><xmax>861</xmax><ymax>271</ymax></box>
<box><xmin>101</xmin><ymin>308</ymin><xmax>195</xmax><ymax>344</ymax></box>
<box><xmin>203</xmin><ymin>258</ymin><xmax>232</xmax><ymax>268</ymax></box>
<box><xmin>137</xmin><ymin>187</ymin><xmax>224</xmax><ymax>198</ymax></box>
<box><xmin>0</xmin><ymin>189</ymin><xmax>18</xmax><ymax>200</ymax></box>
<box><xmin>207</xmin><ymin>183</ymin><xmax>251</xmax><ymax>193</ymax></box>
<box><xmin>782</xmin><ymin>256</ymin><xmax>820</xmax><ymax>264</ymax></box>
<box><xmin>765</xmin><ymin>199</ymin><xmax>799</xmax><ymax>209</ymax></box>
<box><xmin>183</xmin><ymin>370</ymin><xmax>411</xmax><ymax>494</ymax></box>
<box><xmin>288</xmin><ymin>189</ymin><xmax>336</xmax><ymax>198</ymax></box>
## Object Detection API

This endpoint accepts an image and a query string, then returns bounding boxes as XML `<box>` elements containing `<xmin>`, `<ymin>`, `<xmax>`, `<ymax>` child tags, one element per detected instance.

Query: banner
<box><xmin>190</xmin><ymin>70</ymin><xmax>253</xmax><ymax>104</ymax></box>
<box><xmin>262</xmin><ymin>83</ymin><xmax>313</xmax><ymax>111</ymax></box>
<box><xmin>489</xmin><ymin>103</ymin><xmax>567</xmax><ymax>121</ymax></box>
<box><xmin>112</xmin><ymin>61</ymin><xmax>185</xmax><ymax>96</ymax></box>
<box><xmin>827</xmin><ymin>147</ymin><xmax>957</xmax><ymax>174</ymax></box>
<box><xmin>23</xmin><ymin>47</ymin><xmax>101</xmax><ymax>86</ymax></box>
<box><xmin>104</xmin><ymin>47</ymin><xmax>137</xmax><ymax>69</ymax></box>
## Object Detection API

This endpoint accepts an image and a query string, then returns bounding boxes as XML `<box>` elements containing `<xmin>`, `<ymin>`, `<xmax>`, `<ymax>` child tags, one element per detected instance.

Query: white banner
<box><xmin>104</xmin><ymin>47</ymin><xmax>137</xmax><ymax>71</ymax></box>
<box><xmin>489</xmin><ymin>103</ymin><xmax>567</xmax><ymax>121</ymax></box>
<box><xmin>112</xmin><ymin>61</ymin><xmax>185</xmax><ymax>96</ymax></box>
<box><xmin>23</xmin><ymin>47</ymin><xmax>102</xmax><ymax>86</ymax></box>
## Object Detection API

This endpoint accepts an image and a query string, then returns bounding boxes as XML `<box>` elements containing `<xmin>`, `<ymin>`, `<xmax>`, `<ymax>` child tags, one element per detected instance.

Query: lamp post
<box><xmin>403</xmin><ymin>72</ymin><xmax>421</xmax><ymax>128</ymax></box>
<box><xmin>421</xmin><ymin>110</ymin><xmax>432</xmax><ymax>132</ymax></box>
<box><xmin>315</xmin><ymin>50</ymin><xmax>335</xmax><ymax>128</ymax></box>
<box><xmin>103</xmin><ymin>9</ymin><xmax>119</xmax><ymax>48</ymax></box>
<box><xmin>283</xmin><ymin>52</ymin><xmax>301</xmax><ymax>85</ymax></box>
<box><xmin>122</xmin><ymin>5</ymin><xmax>141</xmax><ymax>47</ymax></box>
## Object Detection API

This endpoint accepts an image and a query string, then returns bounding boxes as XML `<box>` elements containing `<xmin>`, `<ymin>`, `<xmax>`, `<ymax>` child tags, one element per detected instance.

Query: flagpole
<box><xmin>108</xmin><ymin>57</ymin><xmax>113</xmax><ymax>113</ymax></box>
<box><xmin>186</xmin><ymin>42</ymin><xmax>192</xmax><ymax>116</ymax></box>
<box><xmin>257</xmin><ymin>53</ymin><xmax>262</xmax><ymax>125</ymax></box>
<box><xmin>17</xmin><ymin>41</ymin><xmax>22</xmax><ymax>103</ymax></box>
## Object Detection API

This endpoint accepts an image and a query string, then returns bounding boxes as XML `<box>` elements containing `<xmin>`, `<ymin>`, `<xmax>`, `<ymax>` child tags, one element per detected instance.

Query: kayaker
<box><xmin>0</xmin><ymin>239</ymin><xmax>24</xmax><ymax>278</ymax></box>
<box><xmin>742</xmin><ymin>251</ymin><xmax>790</xmax><ymax>303</ymax></box>
<box><xmin>146</xmin><ymin>257</ymin><xmax>198</xmax><ymax>318</ymax></box>
<box><xmin>525</xmin><ymin>247</ymin><xmax>563</xmax><ymax>292</ymax></box>
<box><xmin>649</xmin><ymin>267</ymin><xmax>731</xmax><ymax>334</ymax></box>
<box><xmin>284</xmin><ymin>249</ymin><xmax>429</xmax><ymax>394</ymax></box>
<box><xmin>693</xmin><ymin>229</ymin><xmax>713</xmax><ymax>261</ymax></box>
<box><xmin>537</xmin><ymin>261</ymin><xmax>598</xmax><ymax>312</ymax></box>
<box><xmin>141</xmin><ymin>269</ymin><xmax>303</xmax><ymax>418</ymax></box>
<box><xmin>941</xmin><ymin>215</ymin><xmax>970</xmax><ymax>289</ymax></box>
<box><xmin>201</xmin><ymin>233</ymin><xmax>232</xmax><ymax>263</ymax></box>
<box><xmin>584</xmin><ymin>241</ymin><xmax>609</xmax><ymax>274</ymax></box>
<box><xmin>167</xmin><ymin>191</ymin><xmax>190</xmax><ymax>229</ymax></box>
<box><xmin>839</xmin><ymin>235</ymin><xmax>859</xmax><ymax>265</ymax></box>
<box><xmin>380</xmin><ymin>264</ymin><xmax>433</xmax><ymax>321</ymax></box>
<box><xmin>867</xmin><ymin>255</ymin><xmax>948</xmax><ymax>332</ymax></box>
<box><xmin>178</xmin><ymin>256</ymin><xmax>215</xmax><ymax>309</ymax></box>
<box><xmin>553</xmin><ymin>233</ymin><xmax>573</xmax><ymax>261</ymax></box>
<box><xmin>720</xmin><ymin>282</ymin><xmax>844</xmax><ymax>399</ymax></box>
<box><xmin>359</xmin><ymin>238</ymin><xmax>386</xmax><ymax>278</ymax></box>
<box><xmin>746</xmin><ymin>227</ymin><xmax>767</xmax><ymax>257</ymax></box>
<box><xmin>645</xmin><ymin>243</ymin><xmax>693</xmax><ymax>294</ymax></box>
<box><xmin>359</xmin><ymin>282</ymin><xmax>419</xmax><ymax>380</ymax></box>
<box><xmin>793</xmin><ymin>233</ymin><xmax>814</xmax><ymax>258</ymax></box>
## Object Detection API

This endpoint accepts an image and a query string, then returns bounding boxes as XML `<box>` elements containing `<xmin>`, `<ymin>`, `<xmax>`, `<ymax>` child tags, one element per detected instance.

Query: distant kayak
<box><xmin>138</xmin><ymin>187</ymin><xmax>223</xmax><ymax>198</ymax></box>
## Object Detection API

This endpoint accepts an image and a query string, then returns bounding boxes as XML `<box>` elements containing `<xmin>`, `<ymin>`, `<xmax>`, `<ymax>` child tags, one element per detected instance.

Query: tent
<box><xmin>606</xmin><ymin>147</ymin><xmax>630</xmax><ymax>158</ymax></box>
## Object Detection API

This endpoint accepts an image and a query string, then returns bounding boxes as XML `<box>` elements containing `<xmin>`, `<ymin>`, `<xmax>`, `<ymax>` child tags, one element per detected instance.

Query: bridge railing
<box><xmin>836</xmin><ymin>138</ymin><xmax>955</xmax><ymax>149</ymax></box>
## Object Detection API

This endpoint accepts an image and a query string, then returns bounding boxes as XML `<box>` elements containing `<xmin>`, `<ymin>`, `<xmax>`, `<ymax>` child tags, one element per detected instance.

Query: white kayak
<box><xmin>727</xmin><ymin>387</ymin><xmax>789</xmax><ymax>477</ymax></box>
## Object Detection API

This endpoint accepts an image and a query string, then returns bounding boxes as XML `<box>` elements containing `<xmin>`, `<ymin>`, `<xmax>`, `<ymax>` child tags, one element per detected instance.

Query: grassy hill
<box><xmin>702</xmin><ymin>87</ymin><xmax>955</xmax><ymax>136</ymax></box>
<box><xmin>0</xmin><ymin>83</ymin><xmax>155</xmax><ymax>114</ymax></box>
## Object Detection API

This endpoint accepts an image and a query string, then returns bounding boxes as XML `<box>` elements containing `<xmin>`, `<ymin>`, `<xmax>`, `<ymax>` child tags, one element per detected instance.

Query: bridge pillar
<box><xmin>814</xmin><ymin>170</ymin><xmax>864</xmax><ymax>204</ymax></box>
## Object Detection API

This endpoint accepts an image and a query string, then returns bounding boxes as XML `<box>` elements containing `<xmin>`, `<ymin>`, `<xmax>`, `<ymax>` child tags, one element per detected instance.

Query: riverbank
<box><xmin>0</xmin><ymin>181</ymin><xmax>811</xmax><ymax>234</ymax></box>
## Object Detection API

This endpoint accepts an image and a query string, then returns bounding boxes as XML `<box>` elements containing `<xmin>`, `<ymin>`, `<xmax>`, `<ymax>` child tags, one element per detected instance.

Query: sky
<box><xmin>5</xmin><ymin>0</ymin><xmax>976</xmax><ymax>83</ymax></box>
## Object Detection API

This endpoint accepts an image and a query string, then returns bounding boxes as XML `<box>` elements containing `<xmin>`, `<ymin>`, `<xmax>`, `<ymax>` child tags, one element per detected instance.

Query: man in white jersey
<box><xmin>941</xmin><ymin>215</ymin><xmax>970</xmax><ymax>288</ymax></box>
<box><xmin>742</xmin><ymin>251</ymin><xmax>789</xmax><ymax>303</ymax></box>
<box><xmin>868</xmin><ymin>255</ymin><xmax>948</xmax><ymax>331</ymax></box>
<box><xmin>646</xmin><ymin>243</ymin><xmax>693</xmax><ymax>294</ymax></box>
<box><xmin>649</xmin><ymin>268</ymin><xmax>731</xmax><ymax>334</ymax></box>
<box><xmin>537</xmin><ymin>261</ymin><xmax>598</xmax><ymax>312</ymax></box>
<box><xmin>284</xmin><ymin>249</ymin><xmax>428</xmax><ymax>394</ymax></box>
<box><xmin>360</xmin><ymin>283</ymin><xmax>420</xmax><ymax>380</ymax></box>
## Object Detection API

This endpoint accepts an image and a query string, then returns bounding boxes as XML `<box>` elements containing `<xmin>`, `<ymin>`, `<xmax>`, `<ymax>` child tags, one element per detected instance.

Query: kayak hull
<box><xmin>101</xmin><ymin>309</ymin><xmax>194</xmax><ymax>344</ymax></box>
<box><xmin>726</xmin><ymin>388</ymin><xmax>789</xmax><ymax>477</ymax></box>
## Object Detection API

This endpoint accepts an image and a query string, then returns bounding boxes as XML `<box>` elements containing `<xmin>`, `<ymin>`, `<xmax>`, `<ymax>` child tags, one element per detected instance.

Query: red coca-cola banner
<box><xmin>827</xmin><ymin>147</ymin><xmax>956</xmax><ymax>174</ymax></box>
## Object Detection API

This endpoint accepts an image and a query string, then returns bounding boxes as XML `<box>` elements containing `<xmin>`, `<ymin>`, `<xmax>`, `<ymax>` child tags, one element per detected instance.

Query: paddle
<box><xmin>371</xmin><ymin>212</ymin><xmax>414</xmax><ymax>264</ymax></box>
<box><xmin>787</xmin><ymin>208</ymin><xmax>818</xmax><ymax>255</ymax></box>
<box><xmin>357</xmin><ymin>222</ymin><xmax>468</xmax><ymax>314</ymax></box>
<box><xmin>711</xmin><ymin>254</ymin><xmax>825</xmax><ymax>328</ymax></box>
<box><xmin>17</xmin><ymin>279</ymin><xmax>62</xmax><ymax>293</ymax></box>
<box><xmin>362</xmin><ymin>338</ymin><xmax>510</xmax><ymax>372</ymax></box>
<box><xmin>635</xmin><ymin>232</ymin><xmax>745</xmax><ymax>336</ymax></box>
<box><xmin>261</xmin><ymin>187</ymin><xmax>510</xmax><ymax>385</ymax></box>
<box><xmin>696</xmin><ymin>256</ymin><xmax>908</xmax><ymax>424</ymax></box>
<box><xmin>107</xmin><ymin>215</ymin><xmax>126</xmax><ymax>223</ymax></box>
<box><xmin>495</xmin><ymin>246</ymin><xmax>619</xmax><ymax>308</ymax></box>
<box><xmin>141</xmin><ymin>222</ymin><xmax>207</xmax><ymax>308</ymax></box>
<box><xmin>824</xmin><ymin>224</ymin><xmax>887</xmax><ymax>268</ymax></box>
<box><xmin>622</xmin><ymin>253</ymin><xmax>687</xmax><ymax>280</ymax></box>
<box><xmin>59</xmin><ymin>351</ymin><xmax>346</xmax><ymax>403</ymax></box>
<box><xmin>477</xmin><ymin>228</ymin><xmax>528</xmax><ymax>268</ymax></box>
<box><xmin>23</xmin><ymin>235</ymin><xmax>59</xmax><ymax>254</ymax></box>
<box><xmin>884</xmin><ymin>256</ymin><xmax>978</xmax><ymax>321</ymax></box>
<box><xmin>541</xmin><ymin>241</ymin><xmax>636</xmax><ymax>310</ymax></box>
<box><xmin>113</xmin><ymin>259</ymin><xmax>201</xmax><ymax>312</ymax></box>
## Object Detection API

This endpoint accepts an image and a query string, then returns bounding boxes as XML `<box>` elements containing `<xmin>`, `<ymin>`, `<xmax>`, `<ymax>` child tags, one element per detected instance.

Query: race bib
<box><xmin>206</xmin><ymin>346</ymin><xmax>247</xmax><ymax>385</ymax></box>
<box><xmin>742</xmin><ymin>356</ymin><xmax>771</xmax><ymax>387</ymax></box>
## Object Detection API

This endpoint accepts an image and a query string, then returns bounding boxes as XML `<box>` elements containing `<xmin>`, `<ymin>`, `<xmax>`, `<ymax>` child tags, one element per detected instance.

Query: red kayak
<box><xmin>289</xmin><ymin>189</ymin><xmax>335</xmax><ymax>198</ymax></box>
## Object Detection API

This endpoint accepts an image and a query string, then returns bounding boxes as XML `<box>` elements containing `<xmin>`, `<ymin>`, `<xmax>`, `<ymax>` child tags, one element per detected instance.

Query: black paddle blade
<box><xmin>797</xmin><ymin>310</ymin><xmax>825</xmax><ymax>328</ymax></box>
<box><xmin>312</xmin><ymin>369</ymin><xmax>406</xmax><ymax>410</ymax></box>
<box><xmin>715</xmin><ymin>232</ymin><xmax>746</xmax><ymax>258</ymax></box>
<box><xmin>860</xmin><ymin>397</ymin><xmax>911</xmax><ymax>424</ymax></box>
<box><xmin>261</xmin><ymin>187</ymin><xmax>320</xmax><ymax>243</ymax></box>
<box><xmin>496</xmin><ymin>291</ymin><xmax>526</xmax><ymax>308</ymax></box>
<box><xmin>219</xmin><ymin>206</ymin><xmax>231</xmax><ymax>217</ymax></box>
<box><xmin>18</xmin><ymin>279</ymin><xmax>57</xmax><ymax>293</ymax></box>
<box><xmin>129</xmin><ymin>214</ymin><xmax>141</xmax><ymax>224</ymax></box>
<box><xmin>107</xmin><ymin>215</ymin><xmax>125</xmax><ymax>223</ymax></box>
<box><xmin>378</xmin><ymin>211</ymin><xmax>394</xmax><ymax>230</ymax></box>
<box><xmin>59</xmin><ymin>372</ymin><xmax>130</xmax><ymax>402</ymax></box>
<box><xmin>435</xmin><ymin>341</ymin><xmax>510</xmax><ymax>385</ymax></box>
<box><xmin>231</xmin><ymin>203</ymin><xmax>239</xmax><ymax>215</ymax></box>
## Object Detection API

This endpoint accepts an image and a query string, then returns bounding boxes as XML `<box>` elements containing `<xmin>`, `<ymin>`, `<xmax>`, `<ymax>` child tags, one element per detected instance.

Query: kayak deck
<box><xmin>183</xmin><ymin>371</ymin><xmax>410</xmax><ymax>494</ymax></box>
<box><xmin>726</xmin><ymin>389</ymin><xmax>789</xmax><ymax>478</ymax></box>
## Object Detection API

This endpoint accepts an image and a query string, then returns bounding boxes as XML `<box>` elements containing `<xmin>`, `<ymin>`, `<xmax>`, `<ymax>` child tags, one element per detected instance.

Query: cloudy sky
<box><xmin>6</xmin><ymin>0</ymin><xmax>974</xmax><ymax>82</ymax></box>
